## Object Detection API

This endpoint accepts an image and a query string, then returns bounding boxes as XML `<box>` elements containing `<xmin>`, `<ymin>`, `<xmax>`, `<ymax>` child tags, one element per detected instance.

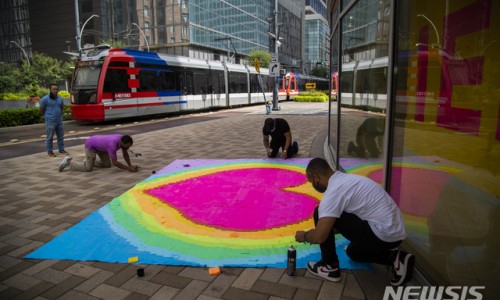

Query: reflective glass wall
<box><xmin>392</xmin><ymin>0</ymin><xmax>499</xmax><ymax>297</ymax></box>
<box><xmin>329</xmin><ymin>0</ymin><xmax>500</xmax><ymax>297</ymax></box>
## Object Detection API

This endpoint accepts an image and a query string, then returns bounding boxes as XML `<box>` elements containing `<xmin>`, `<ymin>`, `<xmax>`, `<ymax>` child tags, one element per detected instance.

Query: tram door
<box><xmin>179</xmin><ymin>71</ymin><xmax>195</xmax><ymax>110</ymax></box>
<box><xmin>210</xmin><ymin>70</ymin><xmax>224</xmax><ymax>107</ymax></box>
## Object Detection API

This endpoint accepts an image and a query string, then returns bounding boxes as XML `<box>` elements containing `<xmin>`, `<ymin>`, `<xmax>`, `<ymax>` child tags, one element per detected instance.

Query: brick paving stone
<box><xmin>231</xmin><ymin>268</ymin><xmax>263</xmax><ymax>290</ymax></box>
<box><xmin>198</xmin><ymin>295</ymin><xmax>222</xmax><ymax>300</ymax></box>
<box><xmin>5</xmin><ymin>236</ymin><xmax>32</xmax><ymax>247</ymax></box>
<box><xmin>18</xmin><ymin>226</ymin><xmax>51</xmax><ymax>240</ymax></box>
<box><xmin>202</xmin><ymin>273</ymin><xmax>238</xmax><ymax>298</ymax></box>
<box><xmin>150</xmin><ymin>286</ymin><xmax>179</xmax><ymax>300</ymax></box>
<box><xmin>279</xmin><ymin>273</ymin><xmax>323</xmax><ymax>290</ymax></box>
<box><xmin>58</xmin><ymin>290</ymin><xmax>100</xmax><ymax>300</ymax></box>
<box><xmin>222</xmin><ymin>287</ymin><xmax>268</xmax><ymax>300</ymax></box>
<box><xmin>3</xmin><ymin>272</ymin><xmax>42</xmax><ymax>291</ymax></box>
<box><xmin>9</xmin><ymin>281</ymin><xmax>55</xmax><ymax>300</ymax></box>
<box><xmin>74</xmin><ymin>270</ymin><xmax>114</xmax><ymax>293</ymax></box>
<box><xmin>50</xmin><ymin>260</ymin><xmax>75</xmax><ymax>271</ymax></box>
<box><xmin>219</xmin><ymin>267</ymin><xmax>245</xmax><ymax>277</ymax></box>
<box><xmin>91</xmin><ymin>262</ymin><xmax>128</xmax><ymax>273</ymax></box>
<box><xmin>0</xmin><ymin>261</ymin><xmax>36</xmax><ymax>282</ymax></box>
<box><xmin>0</xmin><ymin>244</ymin><xmax>17</xmax><ymax>256</ymax></box>
<box><xmin>41</xmin><ymin>275</ymin><xmax>87</xmax><ymax>299</ymax></box>
<box><xmin>0</xmin><ymin>255</ymin><xmax>22</xmax><ymax>269</ymax></box>
<box><xmin>33</xmin><ymin>267</ymin><xmax>72</xmax><ymax>284</ymax></box>
<box><xmin>28</xmin><ymin>232</ymin><xmax>55</xmax><ymax>243</ymax></box>
<box><xmin>124</xmin><ymin>292</ymin><xmax>150</xmax><ymax>300</ymax></box>
<box><xmin>64</xmin><ymin>263</ymin><xmax>101</xmax><ymax>278</ymax></box>
<box><xmin>170</xmin><ymin>279</ymin><xmax>209</xmax><ymax>300</ymax></box>
<box><xmin>178</xmin><ymin>267</ymin><xmax>216</xmax><ymax>282</ymax></box>
<box><xmin>150</xmin><ymin>270</ymin><xmax>191</xmax><ymax>289</ymax></box>
<box><xmin>0</xmin><ymin>287</ymin><xmax>22</xmax><ymax>299</ymax></box>
<box><xmin>342</xmin><ymin>273</ymin><xmax>365</xmax><ymax>299</ymax></box>
<box><xmin>141</xmin><ymin>264</ymin><xmax>165</xmax><ymax>279</ymax></box>
<box><xmin>292</xmin><ymin>288</ymin><xmax>319</xmax><ymax>300</ymax></box>
<box><xmin>120</xmin><ymin>277</ymin><xmax>162</xmax><ymax>296</ymax></box>
<box><xmin>22</xmin><ymin>260</ymin><xmax>58</xmax><ymax>276</ymax></box>
<box><xmin>317</xmin><ymin>280</ymin><xmax>344</xmax><ymax>300</ymax></box>
<box><xmin>89</xmin><ymin>283</ymin><xmax>131</xmax><ymax>300</ymax></box>
<box><xmin>258</xmin><ymin>268</ymin><xmax>285</xmax><ymax>283</ymax></box>
<box><xmin>162</xmin><ymin>265</ymin><xmax>185</xmax><ymax>275</ymax></box>
<box><xmin>251</xmin><ymin>280</ymin><xmax>296</xmax><ymax>299</ymax></box>
<box><xmin>104</xmin><ymin>265</ymin><xmax>138</xmax><ymax>287</ymax></box>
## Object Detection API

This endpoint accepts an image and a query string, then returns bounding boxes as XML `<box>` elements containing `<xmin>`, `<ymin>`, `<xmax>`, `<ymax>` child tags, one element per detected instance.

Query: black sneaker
<box><xmin>292</xmin><ymin>141</ymin><xmax>299</xmax><ymax>154</ymax></box>
<box><xmin>390</xmin><ymin>250</ymin><xmax>415</xmax><ymax>286</ymax></box>
<box><xmin>307</xmin><ymin>261</ymin><xmax>341</xmax><ymax>282</ymax></box>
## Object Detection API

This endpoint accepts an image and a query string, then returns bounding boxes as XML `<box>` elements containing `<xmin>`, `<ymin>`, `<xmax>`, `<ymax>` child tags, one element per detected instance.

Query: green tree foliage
<box><xmin>246</xmin><ymin>50</ymin><xmax>272</xmax><ymax>69</ymax></box>
<box><xmin>1</xmin><ymin>52</ymin><xmax>73</xmax><ymax>96</ymax></box>
<box><xmin>310</xmin><ymin>66</ymin><xmax>329</xmax><ymax>78</ymax></box>
<box><xmin>99</xmin><ymin>39</ymin><xmax>125</xmax><ymax>49</ymax></box>
<box><xmin>12</xmin><ymin>52</ymin><xmax>68</xmax><ymax>89</ymax></box>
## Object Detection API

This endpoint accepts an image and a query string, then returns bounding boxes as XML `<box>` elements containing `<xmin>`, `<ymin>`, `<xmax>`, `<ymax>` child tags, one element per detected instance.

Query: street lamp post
<box><xmin>132</xmin><ymin>23</ymin><xmax>150</xmax><ymax>52</ymax></box>
<box><xmin>77</xmin><ymin>14</ymin><xmax>99</xmax><ymax>51</ymax></box>
<box><xmin>269</xmin><ymin>0</ymin><xmax>280</xmax><ymax>111</ymax></box>
<box><xmin>417</xmin><ymin>14</ymin><xmax>441</xmax><ymax>48</ymax></box>
<box><xmin>9</xmin><ymin>41</ymin><xmax>30</xmax><ymax>66</ymax></box>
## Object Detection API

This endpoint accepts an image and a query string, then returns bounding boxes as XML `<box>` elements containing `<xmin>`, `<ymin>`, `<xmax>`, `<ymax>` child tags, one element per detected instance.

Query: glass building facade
<box><xmin>189</xmin><ymin>0</ymin><xmax>271</xmax><ymax>56</ymax></box>
<box><xmin>328</xmin><ymin>0</ymin><xmax>499</xmax><ymax>298</ymax></box>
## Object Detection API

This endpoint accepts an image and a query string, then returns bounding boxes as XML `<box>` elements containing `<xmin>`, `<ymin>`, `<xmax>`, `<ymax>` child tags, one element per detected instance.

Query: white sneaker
<box><xmin>59</xmin><ymin>156</ymin><xmax>72</xmax><ymax>172</ymax></box>
<box><xmin>307</xmin><ymin>261</ymin><xmax>341</xmax><ymax>282</ymax></box>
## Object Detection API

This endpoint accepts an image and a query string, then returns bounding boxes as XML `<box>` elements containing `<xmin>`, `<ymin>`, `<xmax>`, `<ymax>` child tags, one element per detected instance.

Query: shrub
<box><xmin>0</xmin><ymin>93</ymin><xmax>22</xmax><ymax>101</ymax></box>
<box><xmin>0</xmin><ymin>108</ymin><xmax>43</xmax><ymax>127</ymax></box>
<box><xmin>59</xmin><ymin>90</ymin><xmax>70</xmax><ymax>98</ymax></box>
<box><xmin>294</xmin><ymin>90</ymin><xmax>328</xmax><ymax>102</ymax></box>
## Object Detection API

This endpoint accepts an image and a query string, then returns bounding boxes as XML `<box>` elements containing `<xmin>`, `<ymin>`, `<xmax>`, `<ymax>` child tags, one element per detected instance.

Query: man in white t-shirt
<box><xmin>295</xmin><ymin>158</ymin><xmax>415</xmax><ymax>286</ymax></box>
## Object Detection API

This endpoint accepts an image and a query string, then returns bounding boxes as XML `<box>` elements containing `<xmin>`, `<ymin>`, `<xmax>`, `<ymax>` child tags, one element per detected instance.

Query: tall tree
<box><xmin>246</xmin><ymin>50</ymin><xmax>272</xmax><ymax>69</ymax></box>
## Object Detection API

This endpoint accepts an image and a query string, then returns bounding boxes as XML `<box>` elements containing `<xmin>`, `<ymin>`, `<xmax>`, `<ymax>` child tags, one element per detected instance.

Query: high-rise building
<box><xmin>304</xmin><ymin>0</ymin><xmax>330</xmax><ymax>73</ymax></box>
<box><xmin>0</xmin><ymin>0</ymin><xmax>32</xmax><ymax>64</ymax></box>
<box><xmin>1</xmin><ymin>0</ymin><xmax>309</xmax><ymax>71</ymax></box>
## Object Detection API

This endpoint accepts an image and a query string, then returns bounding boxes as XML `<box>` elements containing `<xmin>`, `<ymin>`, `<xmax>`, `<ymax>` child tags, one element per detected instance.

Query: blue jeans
<box><xmin>45</xmin><ymin>119</ymin><xmax>65</xmax><ymax>153</ymax></box>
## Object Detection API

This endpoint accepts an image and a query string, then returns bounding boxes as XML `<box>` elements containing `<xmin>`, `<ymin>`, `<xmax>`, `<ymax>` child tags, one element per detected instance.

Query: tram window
<box><xmin>193</xmin><ymin>70</ymin><xmax>208</xmax><ymax>94</ymax></box>
<box><xmin>210</xmin><ymin>70</ymin><xmax>223</xmax><ymax>94</ymax></box>
<box><xmin>250</xmin><ymin>74</ymin><xmax>260</xmax><ymax>92</ymax></box>
<box><xmin>181</xmin><ymin>72</ymin><xmax>194</xmax><ymax>95</ymax></box>
<box><xmin>139</xmin><ymin>70</ymin><xmax>158</xmax><ymax>91</ymax></box>
<box><xmin>370</xmin><ymin>67</ymin><xmax>387</xmax><ymax>94</ymax></box>
<box><xmin>159</xmin><ymin>71</ymin><xmax>176</xmax><ymax>91</ymax></box>
<box><xmin>103</xmin><ymin>68</ymin><xmax>130</xmax><ymax>93</ymax></box>
<box><xmin>229</xmin><ymin>73</ymin><xmax>247</xmax><ymax>93</ymax></box>
<box><xmin>218</xmin><ymin>72</ymin><xmax>225</xmax><ymax>93</ymax></box>
<box><xmin>340</xmin><ymin>71</ymin><xmax>354</xmax><ymax>93</ymax></box>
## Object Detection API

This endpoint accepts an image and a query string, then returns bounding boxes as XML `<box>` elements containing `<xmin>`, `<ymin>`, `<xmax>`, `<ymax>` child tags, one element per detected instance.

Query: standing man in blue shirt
<box><xmin>39</xmin><ymin>84</ymin><xmax>68</xmax><ymax>157</ymax></box>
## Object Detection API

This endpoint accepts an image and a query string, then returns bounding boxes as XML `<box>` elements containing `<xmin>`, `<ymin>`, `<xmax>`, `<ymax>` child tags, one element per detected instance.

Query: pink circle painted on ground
<box><xmin>146</xmin><ymin>168</ymin><xmax>318</xmax><ymax>231</ymax></box>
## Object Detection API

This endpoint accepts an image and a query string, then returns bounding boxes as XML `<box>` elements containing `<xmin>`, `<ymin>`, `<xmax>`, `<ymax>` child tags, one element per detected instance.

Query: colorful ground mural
<box><xmin>26</xmin><ymin>159</ymin><xmax>368</xmax><ymax>270</ymax></box>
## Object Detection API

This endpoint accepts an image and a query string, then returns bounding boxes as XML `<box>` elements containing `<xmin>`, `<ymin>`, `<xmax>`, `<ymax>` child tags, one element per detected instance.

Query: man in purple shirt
<box><xmin>58</xmin><ymin>134</ymin><xmax>139</xmax><ymax>172</ymax></box>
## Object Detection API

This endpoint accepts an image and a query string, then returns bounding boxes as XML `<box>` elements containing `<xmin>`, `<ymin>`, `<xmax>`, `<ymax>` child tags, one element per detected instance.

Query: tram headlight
<box><xmin>88</xmin><ymin>93</ymin><xmax>97</xmax><ymax>103</ymax></box>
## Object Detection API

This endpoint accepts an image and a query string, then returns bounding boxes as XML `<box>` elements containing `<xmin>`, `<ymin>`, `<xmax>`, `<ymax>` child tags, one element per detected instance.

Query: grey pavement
<box><xmin>0</xmin><ymin>101</ymin><xmax>393</xmax><ymax>299</ymax></box>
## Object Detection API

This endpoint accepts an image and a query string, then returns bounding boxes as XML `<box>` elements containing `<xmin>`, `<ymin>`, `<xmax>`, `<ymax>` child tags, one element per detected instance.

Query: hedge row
<box><xmin>0</xmin><ymin>108</ymin><xmax>44</xmax><ymax>127</ymax></box>
<box><xmin>0</xmin><ymin>90</ymin><xmax>71</xmax><ymax>101</ymax></box>
<box><xmin>294</xmin><ymin>90</ymin><xmax>329</xmax><ymax>102</ymax></box>
<box><xmin>0</xmin><ymin>106</ymin><xmax>72</xmax><ymax>128</ymax></box>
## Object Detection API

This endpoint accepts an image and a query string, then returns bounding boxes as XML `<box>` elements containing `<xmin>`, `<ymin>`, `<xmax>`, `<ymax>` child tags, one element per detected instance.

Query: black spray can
<box><xmin>287</xmin><ymin>245</ymin><xmax>296</xmax><ymax>276</ymax></box>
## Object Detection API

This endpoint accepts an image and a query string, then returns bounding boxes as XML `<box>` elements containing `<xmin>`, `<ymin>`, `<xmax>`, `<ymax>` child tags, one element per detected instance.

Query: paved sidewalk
<box><xmin>0</xmin><ymin>102</ymin><xmax>392</xmax><ymax>299</ymax></box>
